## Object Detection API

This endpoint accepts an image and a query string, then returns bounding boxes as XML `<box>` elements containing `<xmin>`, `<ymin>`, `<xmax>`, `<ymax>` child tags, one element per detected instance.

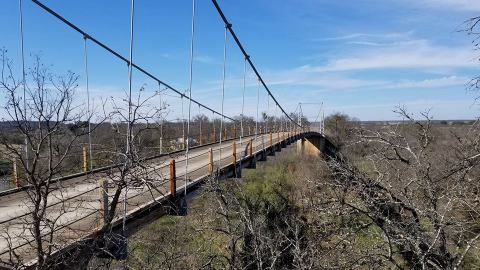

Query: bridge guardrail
<box><xmin>0</xmin><ymin>132</ymin><xmax>287</xmax><ymax>197</ymax></box>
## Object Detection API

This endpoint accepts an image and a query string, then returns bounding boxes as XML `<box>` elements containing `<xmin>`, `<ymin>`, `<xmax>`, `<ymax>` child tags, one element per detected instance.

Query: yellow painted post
<box><xmin>83</xmin><ymin>146</ymin><xmax>88</xmax><ymax>172</ymax></box>
<box><xmin>12</xmin><ymin>159</ymin><xmax>18</xmax><ymax>188</ymax></box>
<box><xmin>208</xmin><ymin>148</ymin><xmax>214</xmax><ymax>175</ymax></box>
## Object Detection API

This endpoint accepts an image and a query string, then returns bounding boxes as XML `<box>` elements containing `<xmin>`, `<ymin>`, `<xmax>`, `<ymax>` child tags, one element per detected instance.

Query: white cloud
<box><xmin>195</xmin><ymin>55</ymin><xmax>215</xmax><ymax>64</ymax></box>
<box><xmin>305</xmin><ymin>39</ymin><xmax>476</xmax><ymax>72</ymax></box>
<box><xmin>385</xmin><ymin>76</ymin><xmax>469</xmax><ymax>89</ymax></box>
<box><xmin>249</xmin><ymin>67</ymin><xmax>469</xmax><ymax>92</ymax></box>
<box><xmin>321</xmin><ymin>31</ymin><xmax>414</xmax><ymax>42</ymax></box>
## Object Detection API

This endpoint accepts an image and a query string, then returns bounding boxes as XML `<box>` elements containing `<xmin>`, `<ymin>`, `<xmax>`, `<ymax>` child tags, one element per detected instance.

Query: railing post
<box><xmin>224</xmin><ymin>126</ymin><xmax>227</xmax><ymax>141</ymax></box>
<box><xmin>269</xmin><ymin>132</ymin><xmax>273</xmax><ymax>148</ymax></box>
<box><xmin>208</xmin><ymin>148</ymin><xmax>213</xmax><ymax>175</ymax></box>
<box><xmin>12</xmin><ymin>159</ymin><xmax>18</xmax><ymax>188</ymax></box>
<box><xmin>169</xmin><ymin>159</ymin><xmax>176</xmax><ymax>197</ymax></box>
<box><xmin>248</xmin><ymin>126</ymin><xmax>251</xmax><ymax>136</ymax></box>
<box><xmin>233</xmin><ymin>125</ymin><xmax>237</xmax><ymax>138</ymax></box>
<box><xmin>232</xmin><ymin>141</ymin><xmax>238</xmax><ymax>177</ymax></box>
<box><xmin>98</xmin><ymin>178</ymin><xmax>108</xmax><ymax>227</ymax></box>
<box><xmin>83</xmin><ymin>146</ymin><xmax>88</xmax><ymax>172</ymax></box>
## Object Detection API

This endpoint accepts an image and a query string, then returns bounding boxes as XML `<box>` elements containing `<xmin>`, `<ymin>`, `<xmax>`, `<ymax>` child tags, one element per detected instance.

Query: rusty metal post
<box><xmin>224</xmin><ymin>126</ymin><xmax>227</xmax><ymax>140</ymax></box>
<box><xmin>169</xmin><ymin>159</ymin><xmax>176</xmax><ymax>197</ymax></box>
<box><xmin>208</xmin><ymin>148</ymin><xmax>213</xmax><ymax>175</ymax></box>
<box><xmin>12</xmin><ymin>159</ymin><xmax>18</xmax><ymax>188</ymax></box>
<box><xmin>83</xmin><ymin>146</ymin><xmax>88</xmax><ymax>172</ymax></box>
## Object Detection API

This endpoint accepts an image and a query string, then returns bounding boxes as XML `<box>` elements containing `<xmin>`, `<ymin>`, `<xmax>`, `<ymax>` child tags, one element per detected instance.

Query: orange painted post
<box><xmin>208</xmin><ymin>148</ymin><xmax>214</xmax><ymax>175</ymax></box>
<box><xmin>83</xmin><ymin>146</ymin><xmax>88</xmax><ymax>172</ymax></box>
<box><xmin>12</xmin><ymin>159</ymin><xmax>18</xmax><ymax>188</ymax></box>
<box><xmin>169</xmin><ymin>159</ymin><xmax>176</xmax><ymax>197</ymax></box>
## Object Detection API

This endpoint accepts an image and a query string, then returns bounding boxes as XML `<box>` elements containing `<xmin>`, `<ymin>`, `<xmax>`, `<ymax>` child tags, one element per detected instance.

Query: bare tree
<box><xmin>0</xmin><ymin>50</ymin><xmax>98</xmax><ymax>269</ymax></box>
<box><xmin>327</xmin><ymin>108</ymin><xmax>480</xmax><ymax>269</ymax></box>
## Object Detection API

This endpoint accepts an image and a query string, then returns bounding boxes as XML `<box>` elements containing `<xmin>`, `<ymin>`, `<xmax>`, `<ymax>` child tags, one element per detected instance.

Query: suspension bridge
<box><xmin>0</xmin><ymin>1</ymin><xmax>328</xmax><ymax>269</ymax></box>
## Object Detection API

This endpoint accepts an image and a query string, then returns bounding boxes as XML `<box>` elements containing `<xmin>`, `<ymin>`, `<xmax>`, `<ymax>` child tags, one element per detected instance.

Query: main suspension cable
<box><xmin>210</xmin><ymin>0</ymin><xmax>301</xmax><ymax>128</ymax></box>
<box><xmin>30</xmin><ymin>0</ymin><xmax>237</xmax><ymax>123</ymax></box>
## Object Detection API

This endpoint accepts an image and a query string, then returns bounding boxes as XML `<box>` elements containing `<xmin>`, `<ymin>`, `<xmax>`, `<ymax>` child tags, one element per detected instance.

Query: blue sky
<box><xmin>1</xmin><ymin>0</ymin><xmax>479</xmax><ymax>121</ymax></box>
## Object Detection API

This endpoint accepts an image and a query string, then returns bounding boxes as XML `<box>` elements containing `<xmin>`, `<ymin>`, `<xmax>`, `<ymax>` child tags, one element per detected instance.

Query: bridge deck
<box><xmin>0</xmin><ymin>132</ymin><xmax>304</xmax><ymax>266</ymax></box>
